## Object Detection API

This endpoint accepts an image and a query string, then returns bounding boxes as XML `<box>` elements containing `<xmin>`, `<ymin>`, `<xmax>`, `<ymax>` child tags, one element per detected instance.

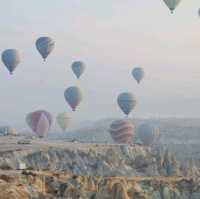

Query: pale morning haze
<box><xmin>0</xmin><ymin>0</ymin><xmax>200</xmax><ymax>129</ymax></box>
<box><xmin>2</xmin><ymin>2</ymin><xmax>200</xmax><ymax>198</ymax></box>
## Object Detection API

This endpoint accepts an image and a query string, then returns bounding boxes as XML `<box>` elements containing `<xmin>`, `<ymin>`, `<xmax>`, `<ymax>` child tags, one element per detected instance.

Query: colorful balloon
<box><xmin>132</xmin><ymin>67</ymin><xmax>144</xmax><ymax>84</ymax></box>
<box><xmin>1</xmin><ymin>49</ymin><xmax>20</xmax><ymax>74</ymax></box>
<box><xmin>36</xmin><ymin>37</ymin><xmax>55</xmax><ymax>61</ymax></box>
<box><xmin>137</xmin><ymin>123</ymin><xmax>160</xmax><ymax>146</ymax></box>
<box><xmin>56</xmin><ymin>112</ymin><xmax>70</xmax><ymax>131</ymax></box>
<box><xmin>26</xmin><ymin>110</ymin><xmax>53</xmax><ymax>137</ymax></box>
<box><xmin>163</xmin><ymin>0</ymin><xmax>181</xmax><ymax>13</ymax></box>
<box><xmin>117</xmin><ymin>92</ymin><xmax>137</xmax><ymax>116</ymax></box>
<box><xmin>0</xmin><ymin>126</ymin><xmax>17</xmax><ymax>136</ymax></box>
<box><xmin>72</xmin><ymin>61</ymin><xmax>86</xmax><ymax>79</ymax></box>
<box><xmin>6</xmin><ymin>127</ymin><xmax>17</xmax><ymax>136</ymax></box>
<box><xmin>109</xmin><ymin>119</ymin><xmax>134</xmax><ymax>144</ymax></box>
<box><xmin>64</xmin><ymin>86</ymin><xmax>83</xmax><ymax>111</ymax></box>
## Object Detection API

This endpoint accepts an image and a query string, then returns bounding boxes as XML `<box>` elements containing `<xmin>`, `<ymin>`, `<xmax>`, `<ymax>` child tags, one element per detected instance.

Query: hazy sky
<box><xmin>0</xmin><ymin>0</ymin><xmax>200</xmax><ymax>128</ymax></box>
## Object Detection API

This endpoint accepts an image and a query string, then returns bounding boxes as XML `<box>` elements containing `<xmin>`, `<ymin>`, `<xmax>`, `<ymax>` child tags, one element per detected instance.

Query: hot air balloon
<box><xmin>0</xmin><ymin>126</ymin><xmax>17</xmax><ymax>136</ymax></box>
<box><xmin>6</xmin><ymin>127</ymin><xmax>17</xmax><ymax>136</ymax></box>
<box><xmin>137</xmin><ymin>123</ymin><xmax>160</xmax><ymax>146</ymax></box>
<box><xmin>163</xmin><ymin>0</ymin><xmax>181</xmax><ymax>13</ymax></box>
<box><xmin>56</xmin><ymin>112</ymin><xmax>70</xmax><ymax>131</ymax></box>
<box><xmin>109</xmin><ymin>119</ymin><xmax>134</xmax><ymax>144</ymax></box>
<box><xmin>117</xmin><ymin>92</ymin><xmax>137</xmax><ymax>117</ymax></box>
<box><xmin>64</xmin><ymin>86</ymin><xmax>83</xmax><ymax>111</ymax></box>
<box><xmin>198</xmin><ymin>8</ymin><xmax>200</xmax><ymax>17</ymax></box>
<box><xmin>35</xmin><ymin>37</ymin><xmax>55</xmax><ymax>61</ymax></box>
<box><xmin>26</xmin><ymin>110</ymin><xmax>53</xmax><ymax>137</ymax></box>
<box><xmin>132</xmin><ymin>67</ymin><xmax>144</xmax><ymax>84</ymax></box>
<box><xmin>1</xmin><ymin>49</ymin><xmax>20</xmax><ymax>74</ymax></box>
<box><xmin>72</xmin><ymin>61</ymin><xmax>86</xmax><ymax>79</ymax></box>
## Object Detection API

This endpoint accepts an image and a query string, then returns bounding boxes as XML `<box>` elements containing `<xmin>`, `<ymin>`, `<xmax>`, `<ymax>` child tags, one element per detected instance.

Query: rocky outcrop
<box><xmin>157</xmin><ymin>149</ymin><xmax>182</xmax><ymax>177</ymax></box>
<box><xmin>0</xmin><ymin>136</ymin><xmax>199</xmax><ymax>198</ymax></box>
<box><xmin>0</xmin><ymin>137</ymin><xmax>198</xmax><ymax>179</ymax></box>
<box><xmin>0</xmin><ymin>142</ymin><xmax>161</xmax><ymax>177</ymax></box>
<box><xmin>0</xmin><ymin>170</ymin><xmax>199</xmax><ymax>199</ymax></box>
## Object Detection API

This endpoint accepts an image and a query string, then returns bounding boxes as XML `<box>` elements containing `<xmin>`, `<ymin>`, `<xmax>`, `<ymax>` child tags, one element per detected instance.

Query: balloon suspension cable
<box><xmin>125</xmin><ymin>115</ymin><xmax>129</xmax><ymax>120</ymax></box>
<box><xmin>76</xmin><ymin>78</ymin><xmax>80</xmax><ymax>87</ymax></box>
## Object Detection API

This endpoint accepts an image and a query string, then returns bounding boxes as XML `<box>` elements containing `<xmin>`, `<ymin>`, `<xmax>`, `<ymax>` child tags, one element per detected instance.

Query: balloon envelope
<box><xmin>163</xmin><ymin>0</ymin><xmax>181</xmax><ymax>13</ymax></box>
<box><xmin>117</xmin><ymin>92</ymin><xmax>137</xmax><ymax>116</ymax></box>
<box><xmin>137</xmin><ymin>123</ymin><xmax>160</xmax><ymax>146</ymax></box>
<box><xmin>36</xmin><ymin>37</ymin><xmax>55</xmax><ymax>61</ymax></box>
<box><xmin>132</xmin><ymin>67</ymin><xmax>144</xmax><ymax>84</ymax></box>
<box><xmin>64</xmin><ymin>86</ymin><xmax>83</xmax><ymax>111</ymax></box>
<box><xmin>109</xmin><ymin>119</ymin><xmax>134</xmax><ymax>144</ymax></box>
<box><xmin>0</xmin><ymin>126</ymin><xmax>17</xmax><ymax>136</ymax></box>
<box><xmin>26</xmin><ymin>110</ymin><xmax>53</xmax><ymax>137</ymax></box>
<box><xmin>56</xmin><ymin>112</ymin><xmax>70</xmax><ymax>131</ymax></box>
<box><xmin>1</xmin><ymin>49</ymin><xmax>20</xmax><ymax>74</ymax></box>
<box><xmin>72</xmin><ymin>61</ymin><xmax>86</xmax><ymax>79</ymax></box>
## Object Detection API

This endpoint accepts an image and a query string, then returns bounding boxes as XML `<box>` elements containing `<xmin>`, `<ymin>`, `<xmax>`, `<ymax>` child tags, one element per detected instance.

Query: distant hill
<box><xmin>21</xmin><ymin>117</ymin><xmax>200</xmax><ymax>145</ymax></box>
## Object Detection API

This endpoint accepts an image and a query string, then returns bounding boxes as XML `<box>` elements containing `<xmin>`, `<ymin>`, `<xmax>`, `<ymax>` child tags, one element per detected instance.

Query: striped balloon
<box><xmin>26</xmin><ymin>110</ymin><xmax>53</xmax><ymax>137</ymax></box>
<box><xmin>109</xmin><ymin>119</ymin><xmax>134</xmax><ymax>144</ymax></box>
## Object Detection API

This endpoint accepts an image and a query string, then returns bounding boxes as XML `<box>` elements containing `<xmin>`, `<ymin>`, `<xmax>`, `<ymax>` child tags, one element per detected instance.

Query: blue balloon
<box><xmin>132</xmin><ymin>67</ymin><xmax>144</xmax><ymax>84</ymax></box>
<box><xmin>117</xmin><ymin>92</ymin><xmax>137</xmax><ymax>116</ymax></box>
<box><xmin>137</xmin><ymin>123</ymin><xmax>160</xmax><ymax>146</ymax></box>
<box><xmin>72</xmin><ymin>61</ymin><xmax>86</xmax><ymax>79</ymax></box>
<box><xmin>1</xmin><ymin>49</ymin><xmax>20</xmax><ymax>74</ymax></box>
<box><xmin>36</xmin><ymin>37</ymin><xmax>55</xmax><ymax>61</ymax></box>
<box><xmin>64</xmin><ymin>86</ymin><xmax>83</xmax><ymax>111</ymax></box>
